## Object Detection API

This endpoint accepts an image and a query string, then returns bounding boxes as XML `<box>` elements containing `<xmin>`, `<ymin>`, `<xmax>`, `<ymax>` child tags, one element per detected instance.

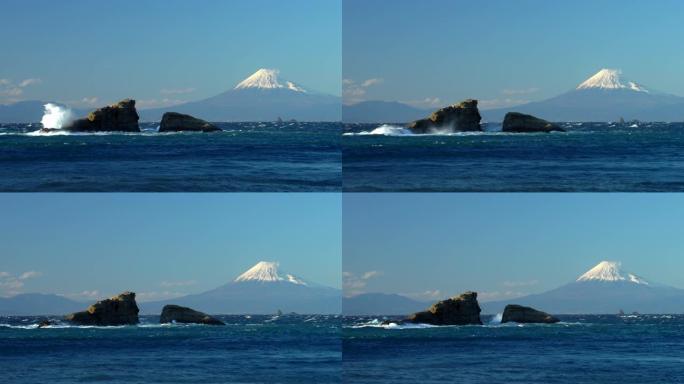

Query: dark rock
<box><xmin>502</xmin><ymin>112</ymin><xmax>564</xmax><ymax>133</ymax></box>
<box><xmin>160</xmin><ymin>305</ymin><xmax>225</xmax><ymax>325</ymax></box>
<box><xmin>407</xmin><ymin>99</ymin><xmax>482</xmax><ymax>133</ymax></box>
<box><xmin>37</xmin><ymin>319</ymin><xmax>55</xmax><ymax>328</ymax></box>
<box><xmin>501</xmin><ymin>304</ymin><xmax>559</xmax><ymax>324</ymax></box>
<box><xmin>57</xmin><ymin>99</ymin><xmax>140</xmax><ymax>133</ymax></box>
<box><xmin>158</xmin><ymin>112</ymin><xmax>220</xmax><ymax>132</ymax></box>
<box><xmin>407</xmin><ymin>291</ymin><xmax>482</xmax><ymax>325</ymax></box>
<box><xmin>65</xmin><ymin>292</ymin><xmax>139</xmax><ymax>326</ymax></box>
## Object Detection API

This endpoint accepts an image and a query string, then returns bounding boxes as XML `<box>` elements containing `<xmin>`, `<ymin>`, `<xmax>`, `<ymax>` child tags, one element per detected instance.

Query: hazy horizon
<box><xmin>343</xmin><ymin>0</ymin><xmax>684</xmax><ymax>109</ymax></box>
<box><xmin>0</xmin><ymin>0</ymin><xmax>341</xmax><ymax>109</ymax></box>
<box><xmin>0</xmin><ymin>194</ymin><xmax>342</xmax><ymax>302</ymax></box>
<box><xmin>343</xmin><ymin>194</ymin><xmax>684</xmax><ymax>303</ymax></box>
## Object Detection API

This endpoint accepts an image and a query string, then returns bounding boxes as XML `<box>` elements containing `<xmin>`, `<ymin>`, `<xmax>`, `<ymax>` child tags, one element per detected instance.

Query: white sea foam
<box><xmin>41</xmin><ymin>103</ymin><xmax>74</xmax><ymax>129</ymax></box>
<box><xmin>490</xmin><ymin>313</ymin><xmax>503</xmax><ymax>324</ymax></box>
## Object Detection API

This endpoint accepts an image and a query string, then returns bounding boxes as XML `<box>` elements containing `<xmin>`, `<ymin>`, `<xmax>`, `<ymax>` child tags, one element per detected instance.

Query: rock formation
<box><xmin>501</xmin><ymin>304</ymin><xmax>559</xmax><ymax>324</ymax></box>
<box><xmin>159</xmin><ymin>305</ymin><xmax>225</xmax><ymax>325</ymax></box>
<box><xmin>158</xmin><ymin>112</ymin><xmax>220</xmax><ymax>133</ymax></box>
<box><xmin>56</xmin><ymin>99</ymin><xmax>140</xmax><ymax>133</ymax></box>
<box><xmin>65</xmin><ymin>292</ymin><xmax>139</xmax><ymax>326</ymax></box>
<box><xmin>408</xmin><ymin>99</ymin><xmax>482</xmax><ymax>133</ymax></box>
<box><xmin>407</xmin><ymin>291</ymin><xmax>482</xmax><ymax>325</ymax></box>
<box><xmin>502</xmin><ymin>112</ymin><xmax>564</xmax><ymax>133</ymax></box>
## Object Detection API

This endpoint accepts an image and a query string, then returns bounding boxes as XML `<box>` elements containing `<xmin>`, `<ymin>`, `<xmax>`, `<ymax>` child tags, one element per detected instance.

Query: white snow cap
<box><xmin>234</xmin><ymin>68</ymin><xmax>307</xmax><ymax>92</ymax></box>
<box><xmin>576</xmin><ymin>69</ymin><xmax>649</xmax><ymax>93</ymax></box>
<box><xmin>234</xmin><ymin>261</ymin><xmax>308</xmax><ymax>285</ymax></box>
<box><xmin>576</xmin><ymin>261</ymin><xmax>649</xmax><ymax>285</ymax></box>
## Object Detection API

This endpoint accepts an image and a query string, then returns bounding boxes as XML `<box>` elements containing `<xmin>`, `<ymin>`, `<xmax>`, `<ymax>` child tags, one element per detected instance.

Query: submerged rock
<box><xmin>65</xmin><ymin>292</ymin><xmax>139</xmax><ymax>326</ymax></box>
<box><xmin>37</xmin><ymin>319</ymin><xmax>55</xmax><ymax>328</ymax></box>
<box><xmin>158</xmin><ymin>112</ymin><xmax>220</xmax><ymax>132</ymax></box>
<box><xmin>502</xmin><ymin>112</ymin><xmax>564</xmax><ymax>133</ymax></box>
<box><xmin>407</xmin><ymin>291</ymin><xmax>482</xmax><ymax>325</ymax></box>
<box><xmin>160</xmin><ymin>305</ymin><xmax>225</xmax><ymax>325</ymax></box>
<box><xmin>501</xmin><ymin>304</ymin><xmax>559</xmax><ymax>324</ymax></box>
<box><xmin>42</xmin><ymin>99</ymin><xmax>140</xmax><ymax>133</ymax></box>
<box><xmin>407</xmin><ymin>99</ymin><xmax>482</xmax><ymax>133</ymax></box>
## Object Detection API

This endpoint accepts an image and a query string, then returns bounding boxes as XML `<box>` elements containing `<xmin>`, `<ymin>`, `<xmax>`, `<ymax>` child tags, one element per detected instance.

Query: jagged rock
<box><xmin>57</xmin><ymin>99</ymin><xmax>140</xmax><ymax>133</ymax></box>
<box><xmin>407</xmin><ymin>99</ymin><xmax>482</xmax><ymax>133</ymax></box>
<box><xmin>158</xmin><ymin>112</ymin><xmax>220</xmax><ymax>132</ymax></box>
<box><xmin>65</xmin><ymin>292</ymin><xmax>139</xmax><ymax>326</ymax></box>
<box><xmin>37</xmin><ymin>319</ymin><xmax>55</xmax><ymax>328</ymax></box>
<box><xmin>160</xmin><ymin>305</ymin><xmax>225</xmax><ymax>325</ymax></box>
<box><xmin>501</xmin><ymin>304</ymin><xmax>559</xmax><ymax>324</ymax></box>
<box><xmin>502</xmin><ymin>112</ymin><xmax>564</xmax><ymax>133</ymax></box>
<box><xmin>407</xmin><ymin>291</ymin><xmax>482</xmax><ymax>325</ymax></box>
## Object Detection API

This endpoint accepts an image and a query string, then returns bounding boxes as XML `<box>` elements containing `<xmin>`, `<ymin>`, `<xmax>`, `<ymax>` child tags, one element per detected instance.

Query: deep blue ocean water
<box><xmin>344</xmin><ymin>314</ymin><xmax>684</xmax><ymax>383</ymax></box>
<box><xmin>343</xmin><ymin>122</ymin><xmax>684</xmax><ymax>191</ymax></box>
<box><xmin>0</xmin><ymin>314</ymin><xmax>341</xmax><ymax>384</ymax></box>
<box><xmin>0</xmin><ymin>122</ymin><xmax>341</xmax><ymax>192</ymax></box>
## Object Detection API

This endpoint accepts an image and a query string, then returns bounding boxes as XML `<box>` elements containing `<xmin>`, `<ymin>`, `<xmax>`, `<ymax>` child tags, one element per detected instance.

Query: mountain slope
<box><xmin>343</xmin><ymin>293</ymin><xmax>428</xmax><ymax>315</ymax></box>
<box><xmin>480</xmin><ymin>261</ymin><xmax>684</xmax><ymax>314</ymax></box>
<box><xmin>140</xmin><ymin>261</ymin><xmax>340</xmax><ymax>315</ymax></box>
<box><xmin>139</xmin><ymin>68</ymin><xmax>341</xmax><ymax>122</ymax></box>
<box><xmin>482</xmin><ymin>68</ymin><xmax>684</xmax><ymax>122</ymax></box>
<box><xmin>0</xmin><ymin>293</ymin><xmax>84</xmax><ymax>316</ymax></box>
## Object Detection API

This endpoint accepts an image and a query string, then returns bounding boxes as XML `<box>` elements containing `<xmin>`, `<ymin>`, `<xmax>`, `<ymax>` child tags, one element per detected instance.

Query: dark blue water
<box><xmin>343</xmin><ymin>314</ymin><xmax>684</xmax><ymax>383</ymax></box>
<box><xmin>343</xmin><ymin>122</ymin><xmax>684</xmax><ymax>191</ymax></box>
<box><xmin>0</xmin><ymin>122</ymin><xmax>341</xmax><ymax>191</ymax></box>
<box><xmin>0</xmin><ymin>315</ymin><xmax>340</xmax><ymax>383</ymax></box>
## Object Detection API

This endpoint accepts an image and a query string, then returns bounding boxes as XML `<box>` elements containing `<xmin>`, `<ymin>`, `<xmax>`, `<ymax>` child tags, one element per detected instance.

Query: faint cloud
<box><xmin>80</xmin><ymin>97</ymin><xmax>99</xmax><ymax>106</ymax></box>
<box><xmin>479</xmin><ymin>98</ymin><xmax>530</xmax><ymax>110</ymax></box>
<box><xmin>343</xmin><ymin>270</ymin><xmax>383</xmax><ymax>296</ymax></box>
<box><xmin>136</xmin><ymin>98</ymin><xmax>186</xmax><ymax>109</ymax></box>
<box><xmin>18</xmin><ymin>78</ymin><xmax>42</xmax><ymax>87</ymax></box>
<box><xmin>160</xmin><ymin>88</ymin><xmax>196</xmax><ymax>95</ymax></box>
<box><xmin>61</xmin><ymin>290</ymin><xmax>101</xmax><ymax>301</ymax></box>
<box><xmin>0</xmin><ymin>270</ymin><xmax>42</xmax><ymax>296</ymax></box>
<box><xmin>478</xmin><ymin>290</ymin><xmax>527</xmax><ymax>301</ymax></box>
<box><xmin>403</xmin><ymin>97</ymin><xmax>443</xmax><ymax>108</ymax></box>
<box><xmin>343</xmin><ymin>77</ymin><xmax>384</xmax><ymax>104</ymax></box>
<box><xmin>502</xmin><ymin>280</ymin><xmax>539</xmax><ymax>288</ymax></box>
<box><xmin>403</xmin><ymin>289</ymin><xmax>442</xmax><ymax>301</ymax></box>
<box><xmin>0</xmin><ymin>78</ymin><xmax>42</xmax><ymax>101</ymax></box>
<box><xmin>160</xmin><ymin>280</ymin><xmax>197</xmax><ymax>288</ymax></box>
<box><xmin>136</xmin><ymin>291</ymin><xmax>187</xmax><ymax>302</ymax></box>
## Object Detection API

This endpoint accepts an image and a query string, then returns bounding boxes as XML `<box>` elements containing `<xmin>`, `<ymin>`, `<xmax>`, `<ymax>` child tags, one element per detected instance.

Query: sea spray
<box><xmin>490</xmin><ymin>313</ymin><xmax>503</xmax><ymax>324</ymax></box>
<box><xmin>41</xmin><ymin>103</ymin><xmax>74</xmax><ymax>129</ymax></box>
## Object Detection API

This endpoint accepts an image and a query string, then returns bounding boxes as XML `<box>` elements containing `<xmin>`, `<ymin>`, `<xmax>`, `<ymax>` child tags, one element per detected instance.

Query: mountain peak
<box><xmin>576</xmin><ymin>68</ymin><xmax>649</xmax><ymax>93</ymax></box>
<box><xmin>234</xmin><ymin>261</ymin><xmax>308</xmax><ymax>285</ymax></box>
<box><xmin>576</xmin><ymin>261</ymin><xmax>649</xmax><ymax>285</ymax></box>
<box><xmin>234</xmin><ymin>68</ymin><xmax>307</xmax><ymax>92</ymax></box>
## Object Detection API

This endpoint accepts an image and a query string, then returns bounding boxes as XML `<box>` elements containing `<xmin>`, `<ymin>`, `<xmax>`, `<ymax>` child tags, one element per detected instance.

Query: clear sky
<box><xmin>0</xmin><ymin>194</ymin><xmax>341</xmax><ymax>301</ymax></box>
<box><xmin>343</xmin><ymin>0</ymin><xmax>684</xmax><ymax>109</ymax></box>
<box><xmin>0</xmin><ymin>0</ymin><xmax>341</xmax><ymax>108</ymax></box>
<box><xmin>344</xmin><ymin>194</ymin><xmax>684</xmax><ymax>302</ymax></box>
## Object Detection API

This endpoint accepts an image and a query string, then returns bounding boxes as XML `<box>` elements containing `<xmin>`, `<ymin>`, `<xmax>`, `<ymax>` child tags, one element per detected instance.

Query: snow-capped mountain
<box><xmin>234</xmin><ymin>261</ymin><xmax>309</xmax><ymax>285</ymax></box>
<box><xmin>481</xmin><ymin>261</ymin><xmax>684</xmax><ymax>314</ymax></box>
<box><xmin>139</xmin><ymin>68</ymin><xmax>340</xmax><ymax>122</ymax></box>
<box><xmin>140</xmin><ymin>261</ymin><xmax>340</xmax><ymax>315</ymax></box>
<box><xmin>576</xmin><ymin>68</ymin><xmax>649</xmax><ymax>93</ymax></box>
<box><xmin>482</xmin><ymin>68</ymin><xmax>684</xmax><ymax>122</ymax></box>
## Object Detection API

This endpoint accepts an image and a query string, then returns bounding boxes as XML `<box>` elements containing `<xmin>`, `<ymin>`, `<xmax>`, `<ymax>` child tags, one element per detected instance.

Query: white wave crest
<box><xmin>41</xmin><ymin>103</ymin><xmax>74</xmax><ymax>129</ymax></box>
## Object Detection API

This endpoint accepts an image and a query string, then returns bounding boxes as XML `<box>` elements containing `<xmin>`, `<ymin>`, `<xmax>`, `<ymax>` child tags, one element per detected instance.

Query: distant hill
<box><xmin>342</xmin><ymin>100</ymin><xmax>427</xmax><ymax>124</ymax></box>
<box><xmin>480</xmin><ymin>261</ymin><xmax>684</xmax><ymax>314</ymax></box>
<box><xmin>343</xmin><ymin>292</ymin><xmax>427</xmax><ymax>315</ymax></box>
<box><xmin>0</xmin><ymin>293</ymin><xmax>84</xmax><ymax>316</ymax></box>
<box><xmin>482</xmin><ymin>69</ymin><xmax>684</xmax><ymax>122</ymax></box>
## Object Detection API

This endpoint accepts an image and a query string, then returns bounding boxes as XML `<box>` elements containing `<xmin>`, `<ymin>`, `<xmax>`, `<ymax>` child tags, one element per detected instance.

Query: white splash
<box><xmin>343</xmin><ymin>124</ymin><xmax>415</xmax><ymax>136</ymax></box>
<box><xmin>40</xmin><ymin>103</ymin><xmax>74</xmax><ymax>129</ymax></box>
<box><xmin>576</xmin><ymin>69</ymin><xmax>650</xmax><ymax>93</ymax></box>
<box><xmin>576</xmin><ymin>261</ymin><xmax>649</xmax><ymax>285</ymax></box>
<box><xmin>234</xmin><ymin>261</ymin><xmax>308</xmax><ymax>285</ymax></box>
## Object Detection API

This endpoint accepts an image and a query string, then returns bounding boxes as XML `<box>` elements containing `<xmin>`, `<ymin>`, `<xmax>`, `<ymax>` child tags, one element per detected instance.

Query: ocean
<box><xmin>343</xmin><ymin>314</ymin><xmax>684</xmax><ymax>383</ymax></box>
<box><xmin>0</xmin><ymin>122</ymin><xmax>341</xmax><ymax>192</ymax></box>
<box><xmin>343</xmin><ymin>122</ymin><xmax>684</xmax><ymax>192</ymax></box>
<box><xmin>0</xmin><ymin>314</ymin><xmax>341</xmax><ymax>384</ymax></box>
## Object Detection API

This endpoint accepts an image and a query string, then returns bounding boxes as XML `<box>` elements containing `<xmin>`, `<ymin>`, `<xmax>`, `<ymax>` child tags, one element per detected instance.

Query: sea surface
<box><xmin>344</xmin><ymin>314</ymin><xmax>684</xmax><ymax>384</ymax></box>
<box><xmin>343</xmin><ymin>122</ymin><xmax>684</xmax><ymax>191</ymax></box>
<box><xmin>0</xmin><ymin>314</ymin><xmax>341</xmax><ymax>384</ymax></box>
<box><xmin>0</xmin><ymin>122</ymin><xmax>341</xmax><ymax>192</ymax></box>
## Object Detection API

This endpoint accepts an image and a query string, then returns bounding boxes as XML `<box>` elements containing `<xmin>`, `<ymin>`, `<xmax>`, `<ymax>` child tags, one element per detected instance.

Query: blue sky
<box><xmin>0</xmin><ymin>0</ymin><xmax>341</xmax><ymax>108</ymax></box>
<box><xmin>0</xmin><ymin>194</ymin><xmax>341</xmax><ymax>301</ymax></box>
<box><xmin>344</xmin><ymin>194</ymin><xmax>684</xmax><ymax>302</ymax></box>
<box><xmin>343</xmin><ymin>0</ymin><xmax>684</xmax><ymax>109</ymax></box>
